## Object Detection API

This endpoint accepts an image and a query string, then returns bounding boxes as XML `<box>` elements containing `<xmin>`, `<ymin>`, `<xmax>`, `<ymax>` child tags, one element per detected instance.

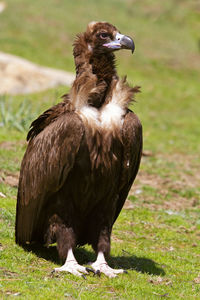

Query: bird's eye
<box><xmin>100</xmin><ymin>32</ymin><xmax>108</xmax><ymax>39</ymax></box>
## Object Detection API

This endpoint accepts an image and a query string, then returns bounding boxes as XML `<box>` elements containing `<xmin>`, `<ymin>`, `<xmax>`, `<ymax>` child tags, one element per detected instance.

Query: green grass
<box><xmin>0</xmin><ymin>0</ymin><xmax>200</xmax><ymax>299</ymax></box>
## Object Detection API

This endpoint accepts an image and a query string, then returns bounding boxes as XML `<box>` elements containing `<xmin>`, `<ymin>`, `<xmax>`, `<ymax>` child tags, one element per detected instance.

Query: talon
<box><xmin>91</xmin><ymin>252</ymin><xmax>125</xmax><ymax>278</ymax></box>
<box><xmin>86</xmin><ymin>267</ymin><xmax>95</xmax><ymax>274</ymax></box>
<box><xmin>96</xmin><ymin>270</ymin><xmax>101</xmax><ymax>277</ymax></box>
<box><xmin>51</xmin><ymin>270</ymin><xmax>55</xmax><ymax>274</ymax></box>
<box><xmin>81</xmin><ymin>274</ymin><xmax>87</xmax><ymax>280</ymax></box>
<box><xmin>123</xmin><ymin>270</ymin><xmax>128</xmax><ymax>274</ymax></box>
<box><xmin>54</xmin><ymin>248</ymin><xmax>89</xmax><ymax>277</ymax></box>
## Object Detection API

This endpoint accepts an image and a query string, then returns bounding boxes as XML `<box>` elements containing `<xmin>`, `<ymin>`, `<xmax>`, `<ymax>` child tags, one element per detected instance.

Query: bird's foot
<box><xmin>53</xmin><ymin>248</ymin><xmax>94</xmax><ymax>278</ymax></box>
<box><xmin>53</xmin><ymin>260</ymin><xmax>89</xmax><ymax>278</ymax></box>
<box><xmin>91</xmin><ymin>261</ymin><xmax>125</xmax><ymax>278</ymax></box>
<box><xmin>91</xmin><ymin>251</ymin><xmax>126</xmax><ymax>278</ymax></box>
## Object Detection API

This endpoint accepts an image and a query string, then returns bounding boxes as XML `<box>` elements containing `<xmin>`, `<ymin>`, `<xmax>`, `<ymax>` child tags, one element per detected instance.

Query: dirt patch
<box><xmin>4</xmin><ymin>174</ymin><xmax>19</xmax><ymax>187</ymax></box>
<box><xmin>123</xmin><ymin>199</ymin><xmax>134</xmax><ymax>210</ymax></box>
<box><xmin>128</xmin><ymin>153</ymin><xmax>200</xmax><ymax>211</ymax></box>
<box><xmin>0</xmin><ymin>140</ymin><xmax>26</xmax><ymax>150</ymax></box>
<box><xmin>0</xmin><ymin>141</ymin><xmax>16</xmax><ymax>150</ymax></box>
<box><xmin>0</xmin><ymin>267</ymin><xmax>19</xmax><ymax>279</ymax></box>
<box><xmin>0</xmin><ymin>171</ymin><xmax>19</xmax><ymax>188</ymax></box>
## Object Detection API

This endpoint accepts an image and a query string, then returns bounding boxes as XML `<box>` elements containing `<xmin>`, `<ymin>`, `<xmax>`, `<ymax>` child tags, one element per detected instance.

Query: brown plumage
<box><xmin>16</xmin><ymin>22</ymin><xmax>142</xmax><ymax>277</ymax></box>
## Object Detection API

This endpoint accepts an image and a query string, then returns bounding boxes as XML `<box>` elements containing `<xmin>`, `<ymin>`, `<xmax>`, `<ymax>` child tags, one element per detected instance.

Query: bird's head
<box><xmin>84</xmin><ymin>21</ymin><xmax>135</xmax><ymax>54</ymax></box>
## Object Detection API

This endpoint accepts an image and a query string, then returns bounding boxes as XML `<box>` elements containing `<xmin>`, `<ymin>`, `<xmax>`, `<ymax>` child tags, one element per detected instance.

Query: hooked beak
<box><xmin>103</xmin><ymin>32</ymin><xmax>135</xmax><ymax>53</ymax></box>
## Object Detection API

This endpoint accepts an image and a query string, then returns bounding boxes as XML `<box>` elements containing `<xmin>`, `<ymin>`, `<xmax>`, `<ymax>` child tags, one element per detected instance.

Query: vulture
<box><xmin>16</xmin><ymin>21</ymin><xmax>142</xmax><ymax>278</ymax></box>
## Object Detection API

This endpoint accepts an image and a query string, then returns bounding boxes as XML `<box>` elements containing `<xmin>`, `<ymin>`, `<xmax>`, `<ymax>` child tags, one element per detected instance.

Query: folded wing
<box><xmin>15</xmin><ymin>110</ymin><xmax>84</xmax><ymax>245</ymax></box>
<box><xmin>115</xmin><ymin>110</ymin><xmax>142</xmax><ymax>223</ymax></box>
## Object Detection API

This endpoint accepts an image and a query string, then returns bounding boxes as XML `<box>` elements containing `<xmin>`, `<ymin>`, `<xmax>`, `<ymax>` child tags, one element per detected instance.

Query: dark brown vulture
<box><xmin>16</xmin><ymin>21</ymin><xmax>142</xmax><ymax>278</ymax></box>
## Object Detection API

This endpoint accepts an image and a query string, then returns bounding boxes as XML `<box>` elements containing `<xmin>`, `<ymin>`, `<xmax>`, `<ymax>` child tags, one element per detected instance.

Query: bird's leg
<box><xmin>54</xmin><ymin>248</ymin><xmax>89</xmax><ymax>277</ymax></box>
<box><xmin>91</xmin><ymin>251</ymin><xmax>125</xmax><ymax>278</ymax></box>
<box><xmin>90</xmin><ymin>226</ymin><xmax>126</xmax><ymax>277</ymax></box>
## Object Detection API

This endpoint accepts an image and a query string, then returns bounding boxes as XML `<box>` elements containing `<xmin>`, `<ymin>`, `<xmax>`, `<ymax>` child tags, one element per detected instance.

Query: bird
<box><xmin>15</xmin><ymin>21</ymin><xmax>143</xmax><ymax>278</ymax></box>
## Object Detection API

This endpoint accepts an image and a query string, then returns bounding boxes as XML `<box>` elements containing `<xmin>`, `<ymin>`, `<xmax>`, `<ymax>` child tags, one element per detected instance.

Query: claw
<box><xmin>123</xmin><ymin>270</ymin><xmax>128</xmax><ymax>274</ymax></box>
<box><xmin>54</xmin><ymin>248</ymin><xmax>89</xmax><ymax>277</ymax></box>
<box><xmin>95</xmin><ymin>270</ymin><xmax>101</xmax><ymax>277</ymax></box>
<box><xmin>91</xmin><ymin>252</ymin><xmax>125</xmax><ymax>278</ymax></box>
<box><xmin>86</xmin><ymin>267</ymin><xmax>95</xmax><ymax>274</ymax></box>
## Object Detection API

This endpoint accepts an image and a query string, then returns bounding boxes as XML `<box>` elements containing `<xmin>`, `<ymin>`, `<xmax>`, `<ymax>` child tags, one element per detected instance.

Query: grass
<box><xmin>0</xmin><ymin>96</ymin><xmax>36</xmax><ymax>132</ymax></box>
<box><xmin>0</xmin><ymin>0</ymin><xmax>200</xmax><ymax>299</ymax></box>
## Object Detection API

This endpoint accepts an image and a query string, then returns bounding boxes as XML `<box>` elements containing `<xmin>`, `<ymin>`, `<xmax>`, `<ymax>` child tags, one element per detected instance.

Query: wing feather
<box><xmin>114</xmin><ymin>110</ymin><xmax>142</xmax><ymax>222</ymax></box>
<box><xmin>15</xmin><ymin>111</ymin><xmax>84</xmax><ymax>245</ymax></box>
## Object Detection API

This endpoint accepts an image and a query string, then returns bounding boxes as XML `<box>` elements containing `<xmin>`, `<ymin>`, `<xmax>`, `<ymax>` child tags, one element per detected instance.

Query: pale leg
<box><xmin>91</xmin><ymin>251</ymin><xmax>125</xmax><ymax>278</ymax></box>
<box><xmin>54</xmin><ymin>248</ymin><xmax>89</xmax><ymax>277</ymax></box>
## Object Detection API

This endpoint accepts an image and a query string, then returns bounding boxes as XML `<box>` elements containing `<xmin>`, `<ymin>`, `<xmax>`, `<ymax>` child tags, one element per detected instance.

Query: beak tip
<box><xmin>131</xmin><ymin>41</ymin><xmax>135</xmax><ymax>54</ymax></box>
<box><xmin>121</xmin><ymin>35</ymin><xmax>135</xmax><ymax>53</ymax></box>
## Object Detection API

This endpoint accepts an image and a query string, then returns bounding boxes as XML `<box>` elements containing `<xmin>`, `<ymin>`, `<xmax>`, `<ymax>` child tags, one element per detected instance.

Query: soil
<box><xmin>130</xmin><ymin>154</ymin><xmax>200</xmax><ymax>211</ymax></box>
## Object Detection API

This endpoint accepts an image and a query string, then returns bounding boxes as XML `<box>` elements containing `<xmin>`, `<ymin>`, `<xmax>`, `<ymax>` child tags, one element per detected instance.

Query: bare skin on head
<box><xmin>15</xmin><ymin>21</ymin><xmax>142</xmax><ymax>278</ymax></box>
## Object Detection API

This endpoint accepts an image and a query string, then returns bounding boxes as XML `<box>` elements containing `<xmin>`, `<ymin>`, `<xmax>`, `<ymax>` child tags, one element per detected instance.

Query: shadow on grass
<box><xmin>108</xmin><ymin>253</ymin><xmax>165</xmax><ymax>276</ymax></box>
<box><xmin>22</xmin><ymin>244</ymin><xmax>165</xmax><ymax>276</ymax></box>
